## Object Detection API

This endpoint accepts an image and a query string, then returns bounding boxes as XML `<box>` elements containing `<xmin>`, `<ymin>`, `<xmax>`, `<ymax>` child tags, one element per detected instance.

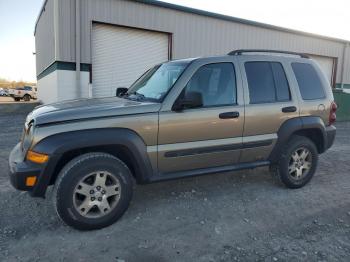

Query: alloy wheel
<box><xmin>288</xmin><ymin>147</ymin><xmax>312</xmax><ymax>180</ymax></box>
<box><xmin>73</xmin><ymin>171</ymin><xmax>121</xmax><ymax>218</ymax></box>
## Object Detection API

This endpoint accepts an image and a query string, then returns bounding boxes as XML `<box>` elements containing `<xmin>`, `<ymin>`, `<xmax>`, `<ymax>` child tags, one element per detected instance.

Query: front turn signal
<box><xmin>26</xmin><ymin>150</ymin><xmax>49</xmax><ymax>164</ymax></box>
<box><xmin>26</xmin><ymin>176</ymin><xmax>37</xmax><ymax>186</ymax></box>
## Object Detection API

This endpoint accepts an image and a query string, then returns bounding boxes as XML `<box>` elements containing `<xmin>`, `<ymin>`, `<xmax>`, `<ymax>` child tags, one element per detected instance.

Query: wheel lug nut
<box><xmin>90</xmin><ymin>190</ymin><xmax>94</xmax><ymax>194</ymax></box>
<box><xmin>91</xmin><ymin>197</ymin><xmax>95</xmax><ymax>201</ymax></box>
<box><xmin>102</xmin><ymin>190</ymin><xmax>106</xmax><ymax>194</ymax></box>
<box><xmin>96</xmin><ymin>186</ymin><xmax>101</xmax><ymax>191</ymax></box>
<box><xmin>98</xmin><ymin>197</ymin><xmax>102</xmax><ymax>201</ymax></box>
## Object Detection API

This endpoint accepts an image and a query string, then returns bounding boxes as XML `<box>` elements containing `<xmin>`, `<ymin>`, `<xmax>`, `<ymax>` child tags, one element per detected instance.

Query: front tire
<box><xmin>277</xmin><ymin>135</ymin><xmax>318</xmax><ymax>189</ymax></box>
<box><xmin>23</xmin><ymin>94</ymin><xmax>31</xmax><ymax>101</ymax></box>
<box><xmin>53</xmin><ymin>152</ymin><xmax>133</xmax><ymax>230</ymax></box>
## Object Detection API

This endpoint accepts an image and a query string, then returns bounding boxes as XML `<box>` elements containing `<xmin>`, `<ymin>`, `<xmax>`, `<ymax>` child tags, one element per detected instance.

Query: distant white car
<box><xmin>9</xmin><ymin>86</ymin><xmax>37</xmax><ymax>101</ymax></box>
<box><xmin>0</xmin><ymin>90</ymin><xmax>6</xmax><ymax>96</ymax></box>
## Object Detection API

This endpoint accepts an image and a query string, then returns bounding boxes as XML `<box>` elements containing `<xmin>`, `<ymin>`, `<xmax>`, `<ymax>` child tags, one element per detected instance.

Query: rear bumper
<box><xmin>9</xmin><ymin>143</ymin><xmax>43</xmax><ymax>192</ymax></box>
<box><xmin>324</xmin><ymin>125</ymin><xmax>336</xmax><ymax>151</ymax></box>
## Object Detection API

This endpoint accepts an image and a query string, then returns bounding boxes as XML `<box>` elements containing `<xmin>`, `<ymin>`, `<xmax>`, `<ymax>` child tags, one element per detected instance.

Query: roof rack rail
<box><xmin>228</xmin><ymin>49</ymin><xmax>309</xmax><ymax>58</ymax></box>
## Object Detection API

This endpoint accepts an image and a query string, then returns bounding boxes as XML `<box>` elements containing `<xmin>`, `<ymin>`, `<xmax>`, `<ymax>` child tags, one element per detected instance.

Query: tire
<box><xmin>14</xmin><ymin>98</ymin><xmax>20</xmax><ymax>102</ymax></box>
<box><xmin>276</xmin><ymin>135</ymin><xmax>318</xmax><ymax>189</ymax></box>
<box><xmin>53</xmin><ymin>152</ymin><xmax>133</xmax><ymax>230</ymax></box>
<box><xmin>23</xmin><ymin>94</ymin><xmax>31</xmax><ymax>101</ymax></box>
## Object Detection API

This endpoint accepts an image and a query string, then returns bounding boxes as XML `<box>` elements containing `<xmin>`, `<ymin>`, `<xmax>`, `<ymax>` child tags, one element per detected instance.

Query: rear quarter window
<box><xmin>291</xmin><ymin>63</ymin><xmax>326</xmax><ymax>100</ymax></box>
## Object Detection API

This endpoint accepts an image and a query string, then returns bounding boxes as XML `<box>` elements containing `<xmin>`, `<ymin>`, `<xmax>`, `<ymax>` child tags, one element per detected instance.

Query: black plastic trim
<box><xmin>8</xmin><ymin>143</ymin><xmax>43</xmax><ymax>192</ymax></box>
<box><xmin>150</xmin><ymin>161</ymin><xmax>270</xmax><ymax>182</ymax></box>
<box><xmin>30</xmin><ymin>128</ymin><xmax>154</xmax><ymax>197</ymax></box>
<box><xmin>164</xmin><ymin>139</ymin><xmax>273</xmax><ymax>158</ymax></box>
<box><xmin>268</xmin><ymin>116</ymin><xmax>332</xmax><ymax>163</ymax></box>
<box><xmin>325</xmin><ymin>125</ymin><xmax>336</xmax><ymax>150</ymax></box>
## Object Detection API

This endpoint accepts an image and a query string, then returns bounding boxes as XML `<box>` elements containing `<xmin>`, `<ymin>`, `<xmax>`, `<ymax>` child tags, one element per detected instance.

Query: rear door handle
<box><xmin>219</xmin><ymin>111</ymin><xmax>240</xmax><ymax>119</ymax></box>
<box><xmin>282</xmin><ymin>106</ymin><xmax>297</xmax><ymax>113</ymax></box>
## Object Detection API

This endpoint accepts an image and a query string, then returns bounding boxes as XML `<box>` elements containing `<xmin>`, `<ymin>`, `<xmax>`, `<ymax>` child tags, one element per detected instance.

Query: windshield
<box><xmin>126</xmin><ymin>62</ymin><xmax>189</xmax><ymax>102</ymax></box>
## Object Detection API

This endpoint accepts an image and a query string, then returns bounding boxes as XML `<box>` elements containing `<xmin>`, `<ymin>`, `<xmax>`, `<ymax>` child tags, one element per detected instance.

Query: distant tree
<box><xmin>0</xmin><ymin>77</ymin><xmax>36</xmax><ymax>88</ymax></box>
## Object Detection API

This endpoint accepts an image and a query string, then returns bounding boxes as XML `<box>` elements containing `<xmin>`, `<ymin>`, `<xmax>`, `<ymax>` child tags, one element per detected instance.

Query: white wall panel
<box><xmin>37</xmin><ymin>70</ymin><xmax>89</xmax><ymax>104</ymax></box>
<box><xmin>37</xmin><ymin>71</ymin><xmax>58</xmax><ymax>104</ymax></box>
<box><xmin>92</xmin><ymin>24</ymin><xmax>169</xmax><ymax>97</ymax></box>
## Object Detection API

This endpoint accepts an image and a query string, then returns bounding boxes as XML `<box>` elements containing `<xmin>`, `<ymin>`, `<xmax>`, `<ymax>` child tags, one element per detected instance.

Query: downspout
<box><xmin>53</xmin><ymin>0</ymin><xmax>59</xmax><ymax>60</ymax></box>
<box><xmin>53</xmin><ymin>0</ymin><xmax>59</xmax><ymax>101</ymax></box>
<box><xmin>340</xmin><ymin>42</ymin><xmax>349</xmax><ymax>89</ymax></box>
<box><xmin>76</xmin><ymin>0</ymin><xmax>81</xmax><ymax>98</ymax></box>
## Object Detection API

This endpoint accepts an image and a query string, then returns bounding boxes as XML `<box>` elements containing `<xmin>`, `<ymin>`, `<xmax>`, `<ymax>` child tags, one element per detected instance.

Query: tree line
<box><xmin>0</xmin><ymin>78</ymin><xmax>36</xmax><ymax>89</ymax></box>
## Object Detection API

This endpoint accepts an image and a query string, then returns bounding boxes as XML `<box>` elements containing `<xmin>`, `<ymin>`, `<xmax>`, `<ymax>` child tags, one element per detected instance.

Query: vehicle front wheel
<box><xmin>276</xmin><ymin>135</ymin><xmax>318</xmax><ymax>189</ymax></box>
<box><xmin>23</xmin><ymin>94</ymin><xmax>31</xmax><ymax>101</ymax></box>
<box><xmin>14</xmin><ymin>98</ymin><xmax>20</xmax><ymax>102</ymax></box>
<box><xmin>53</xmin><ymin>152</ymin><xmax>133</xmax><ymax>230</ymax></box>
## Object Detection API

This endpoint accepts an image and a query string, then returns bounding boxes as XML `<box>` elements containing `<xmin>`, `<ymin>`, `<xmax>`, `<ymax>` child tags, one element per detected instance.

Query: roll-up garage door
<box><xmin>309</xmin><ymin>55</ymin><xmax>335</xmax><ymax>85</ymax></box>
<box><xmin>92</xmin><ymin>24</ymin><xmax>170</xmax><ymax>97</ymax></box>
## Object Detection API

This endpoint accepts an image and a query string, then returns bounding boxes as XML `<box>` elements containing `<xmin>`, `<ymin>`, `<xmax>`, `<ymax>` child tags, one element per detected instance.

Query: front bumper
<box><xmin>325</xmin><ymin>125</ymin><xmax>336</xmax><ymax>151</ymax></box>
<box><xmin>9</xmin><ymin>143</ymin><xmax>43</xmax><ymax>192</ymax></box>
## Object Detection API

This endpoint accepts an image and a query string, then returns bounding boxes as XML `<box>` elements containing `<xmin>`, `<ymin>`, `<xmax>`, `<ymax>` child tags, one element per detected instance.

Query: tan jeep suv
<box><xmin>9</xmin><ymin>50</ymin><xmax>337</xmax><ymax>230</ymax></box>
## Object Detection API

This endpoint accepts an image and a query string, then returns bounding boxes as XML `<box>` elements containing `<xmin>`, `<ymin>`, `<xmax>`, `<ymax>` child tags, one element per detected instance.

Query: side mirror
<box><xmin>172</xmin><ymin>91</ymin><xmax>203</xmax><ymax>111</ymax></box>
<box><xmin>116</xmin><ymin>87</ymin><xmax>128</xmax><ymax>97</ymax></box>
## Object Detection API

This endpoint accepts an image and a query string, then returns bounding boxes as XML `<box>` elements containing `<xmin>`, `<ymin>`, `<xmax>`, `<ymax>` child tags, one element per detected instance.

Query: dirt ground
<box><xmin>0</xmin><ymin>113</ymin><xmax>349</xmax><ymax>262</ymax></box>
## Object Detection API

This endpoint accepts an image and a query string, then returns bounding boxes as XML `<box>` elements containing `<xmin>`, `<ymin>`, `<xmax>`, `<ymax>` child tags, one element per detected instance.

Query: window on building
<box><xmin>292</xmin><ymin>63</ymin><xmax>325</xmax><ymax>100</ymax></box>
<box><xmin>245</xmin><ymin>61</ymin><xmax>291</xmax><ymax>104</ymax></box>
<box><xmin>184</xmin><ymin>63</ymin><xmax>237</xmax><ymax>107</ymax></box>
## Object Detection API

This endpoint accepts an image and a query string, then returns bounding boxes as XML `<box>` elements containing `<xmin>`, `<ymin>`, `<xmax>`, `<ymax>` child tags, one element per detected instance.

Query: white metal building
<box><xmin>35</xmin><ymin>0</ymin><xmax>350</xmax><ymax>104</ymax></box>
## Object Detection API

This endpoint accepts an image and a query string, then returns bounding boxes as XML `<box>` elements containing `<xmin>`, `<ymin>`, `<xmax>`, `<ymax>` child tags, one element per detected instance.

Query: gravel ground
<box><xmin>0</xmin><ymin>113</ymin><xmax>349</xmax><ymax>262</ymax></box>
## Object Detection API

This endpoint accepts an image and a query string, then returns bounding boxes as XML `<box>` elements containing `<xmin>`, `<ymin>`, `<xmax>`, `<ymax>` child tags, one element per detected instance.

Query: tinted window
<box><xmin>292</xmin><ymin>63</ymin><xmax>325</xmax><ymax>100</ymax></box>
<box><xmin>271</xmin><ymin>63</ymin><xmax>291</xmax><ymax>101</ymax></box>
<box><xmin>245</xmin><ymin>62</ymin><xmax>291</xmax><ymax>104</ymax></box>
<box><xmin>185</xmin><ymin>63</ymin><xmax>236</xmax><ymax>107</ymax></box>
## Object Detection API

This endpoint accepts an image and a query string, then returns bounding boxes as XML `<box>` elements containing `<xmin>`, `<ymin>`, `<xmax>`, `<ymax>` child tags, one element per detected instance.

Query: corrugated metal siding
<box><xmin>41</xmin><ymin>0</ymin><xmax>349</xmax><ymax>83</ymax></box>
<box><xmin>58</xmin><ymin>0</ymin><xmax>76</xmax><ymax>62</ymax></box>
<box><xmin>35</xmin><ymin>0</ymin><xmax>55</xmax><ymax>74</ymax></box>
<box><xmin>91</xmin><ymin>23</ymin><xmax>169</xmax><ymax>97</ymax></box>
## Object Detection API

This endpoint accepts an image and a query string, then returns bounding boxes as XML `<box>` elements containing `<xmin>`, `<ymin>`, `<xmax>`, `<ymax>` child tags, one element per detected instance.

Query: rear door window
<box><xmin>245</xmin><ymin>62</ymin><xmax>291</xmax><ymax>104</ymax></box>
<box><xmin>291</xmin><ymin>63</ymin><xmax>325</xmax><ymax>100</ymax></box>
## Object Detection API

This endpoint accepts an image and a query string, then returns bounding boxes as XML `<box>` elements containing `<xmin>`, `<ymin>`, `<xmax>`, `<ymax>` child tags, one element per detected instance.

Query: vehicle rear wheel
<box><xmin>53</xmin><ymin>152</ymin><xmax>133</xmax><ymax>230</ymax></box>
<box><xmin>23</xmin><ymin>94</ymin><xmax>31</xmax><ymax>101</ymax></box>
<box><xmin>276</xmin><ymin>135</ymin><xmax>318</xmax><ymax>188</ymax></box>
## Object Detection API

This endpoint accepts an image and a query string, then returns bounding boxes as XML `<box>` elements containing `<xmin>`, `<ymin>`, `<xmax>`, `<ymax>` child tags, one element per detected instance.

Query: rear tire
<box><xmin>53</xmin><ymin>152</ymin><xmax>133</xmax><ymax>230</ymax></box>
<box><xmin>276</xmin><ymin>135</ymin><xmax>318</xmax><ymax>189</ymax></box>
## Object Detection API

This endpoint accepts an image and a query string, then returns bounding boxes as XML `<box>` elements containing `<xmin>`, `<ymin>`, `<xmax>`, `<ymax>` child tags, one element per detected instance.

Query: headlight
<box><xmin>21</xmin><ymin>121</ymin><xmax>34</xmax><ymax>152</ymax></box>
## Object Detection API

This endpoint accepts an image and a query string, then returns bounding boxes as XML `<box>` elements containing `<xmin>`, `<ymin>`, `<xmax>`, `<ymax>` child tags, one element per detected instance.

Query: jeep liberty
<box><xmin>9</xmin><ymin>50</ymin><xmax>337</xmax><ymax>230</ymax></box>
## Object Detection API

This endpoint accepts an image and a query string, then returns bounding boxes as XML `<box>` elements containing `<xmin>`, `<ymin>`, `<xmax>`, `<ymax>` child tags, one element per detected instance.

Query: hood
<box><xmin>28</xmin><ymin>97</ymin><xmax>161</xmax><ymax>126</ymax></box>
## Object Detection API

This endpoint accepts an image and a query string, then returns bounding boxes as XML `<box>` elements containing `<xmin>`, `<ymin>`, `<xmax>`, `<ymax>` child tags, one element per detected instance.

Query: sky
<box><xmin>0</xmin><ymin>0</ymin><xmax>349</xmax><ymax>82</ymax></box>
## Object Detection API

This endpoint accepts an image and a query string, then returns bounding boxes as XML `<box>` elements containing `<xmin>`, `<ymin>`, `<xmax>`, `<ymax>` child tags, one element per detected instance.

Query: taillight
<box><xmin>329</xmin><ymin>101</ymin><xmax>337</xmax><ymax>125</ymax></box>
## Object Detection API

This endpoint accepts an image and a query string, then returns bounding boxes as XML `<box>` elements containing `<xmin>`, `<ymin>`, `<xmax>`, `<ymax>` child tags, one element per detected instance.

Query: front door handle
<box><xmin>219</xmin><ymin>111</ymin><xmax>240</xmax><ymax>119</ymax></box>
<box><xmin>282</xmin><ymin>106</ymin><xmax>297</xmax><ymax>113</ymax></box>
